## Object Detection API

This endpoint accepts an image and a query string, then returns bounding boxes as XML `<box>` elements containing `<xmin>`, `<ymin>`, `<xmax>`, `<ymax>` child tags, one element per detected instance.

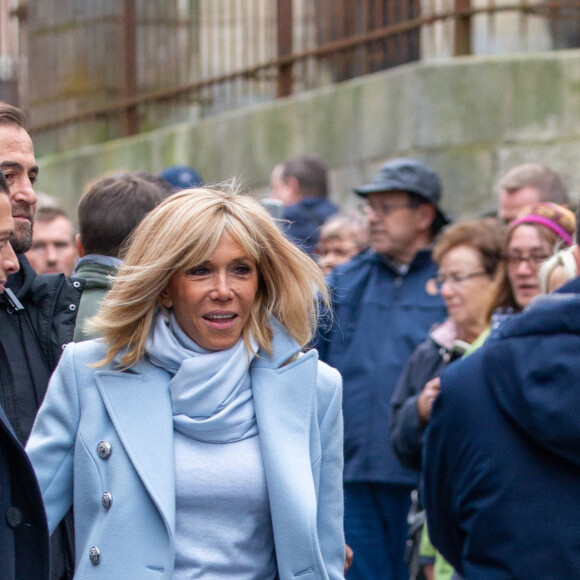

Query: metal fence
<box><xmin>15</xmin><ymin>0</ymin><xmax>580</xmax><ymax>155</ymax></box>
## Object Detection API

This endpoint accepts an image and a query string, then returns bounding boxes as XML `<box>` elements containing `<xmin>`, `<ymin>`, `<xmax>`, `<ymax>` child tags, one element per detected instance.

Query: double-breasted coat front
<box><xmin>26</xmin><ymin>324</ymin><xmax>345</xmax><ymax>579</ymax></box>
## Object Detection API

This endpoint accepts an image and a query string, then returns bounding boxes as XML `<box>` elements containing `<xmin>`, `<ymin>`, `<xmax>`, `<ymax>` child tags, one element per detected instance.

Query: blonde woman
<box><xmin>27</xmin><ymin>186</ymin><xmax>345</xmax><ymax>579</ymax></box>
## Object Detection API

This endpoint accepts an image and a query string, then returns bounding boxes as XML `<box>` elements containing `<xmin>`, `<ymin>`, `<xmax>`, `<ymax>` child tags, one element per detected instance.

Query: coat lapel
<box><xmin>252</xmin><ymin>323</ymin><xmax>322</xmax><ymax>576</ymax></box>
<box><xmin>95</xmin><ymin>363</ymin><xmax>176</xmax><ymax>536</ymax></box>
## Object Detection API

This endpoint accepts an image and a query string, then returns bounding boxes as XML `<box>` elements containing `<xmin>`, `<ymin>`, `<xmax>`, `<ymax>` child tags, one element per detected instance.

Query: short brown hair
<box><xmin>498</xmin><ymin>163</ymin><xmax>569</xmax><ymax>206</ymax></box>
<box><xmin>281</xmin><ymin>154</ymin><xmax>329</xmax><ymax>199</ymax></box>
<box><xmin>433</xmin><ymin>218</ymin><xmax>505</xmax><ymax>277</ymax></box>
<box><xmin>77</xmin><ymin>172</ymin><xmax>166</xmax><ymax>258</ymax></box>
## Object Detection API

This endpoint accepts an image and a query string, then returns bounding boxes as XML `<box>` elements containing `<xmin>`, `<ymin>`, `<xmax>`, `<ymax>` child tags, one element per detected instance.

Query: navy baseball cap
<box><xmin>160</xmin><ymin>165</ymin><xmax>204</xmax><ymax>190</ymax></box>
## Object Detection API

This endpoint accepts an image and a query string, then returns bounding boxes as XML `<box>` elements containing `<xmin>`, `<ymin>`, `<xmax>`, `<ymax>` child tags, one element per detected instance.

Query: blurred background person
<box><xmin>497</xmin><ymin>163</ymin><xmax>569</xmax><ymax>223</ymax></box>
<box><xmin>539</xmin><ymin>207</ymin><xmax>580</xmax><ymax>294</ymax></box>
<box><xmin>390</xmin><ymin>219</ymin><xmax>504</xmax><ymax>580</ymax></box>
<box><xmin>315</xmin><ymin>158</ymin><xmax>449</xmax><ymax>580</ymax></box>
<box><xmin>314</xmin><ymin>210</ymin><xmax>369</xmax><ymax>275</ymax></box>
<box><xmin>27</xmin><ymin>186</ymin><xmax>345</xmax><ymax>579</ymax></box>
<box><xmin>270</xmin><ymin>154</ymin><xmax>338</xmax><ymax>255</ymax></box>
<box><xmin>391</xmin><ymin>219</ymin><xmax>504</xmax><ymax>471</ymax></box>
<box><xmin>73</xmin><ymin>172</ymin><xmax>166</xmax><ymax>342</ymax></box>
<box><xmin>26</xmin><ymin>206</ymin><xmax>77</xmax><ymax>276</ymax></box>
<box><xmin>482</xmin><ymin>201</ymin><xmax>575</xmax><ymax>341</ymax></box>
<box><xmin>539</xmin><ymin>245</ymin><xmax>579</xmax><ymax>293</ymax></box>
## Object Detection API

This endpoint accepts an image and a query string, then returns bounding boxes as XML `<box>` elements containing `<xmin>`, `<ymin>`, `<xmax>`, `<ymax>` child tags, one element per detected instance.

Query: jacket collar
<box><xmin>6</xmin><ymin>254</ymin><xmax>36</xmax><ymax>300</ymax></box>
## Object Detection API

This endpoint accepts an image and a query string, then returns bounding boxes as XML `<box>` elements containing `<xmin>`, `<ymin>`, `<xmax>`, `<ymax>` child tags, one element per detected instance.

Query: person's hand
<box><xmin>423</xmin><ymin>563</ymin><xmax>435</xmax><ymax>580</ymax></box>
<box><xmin>417</xmin><ymin>377</ymin><xmax>441</xmax><ymax>425</ymax></box>
<box><xmin>344</xmin><ymin>543</ymin><xmax>354</xmax><ymax>573</ymax></box>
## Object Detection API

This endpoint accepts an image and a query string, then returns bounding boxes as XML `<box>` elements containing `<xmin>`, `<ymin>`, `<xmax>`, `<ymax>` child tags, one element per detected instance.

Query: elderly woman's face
<box><xmin>160</xmin><ymin>232</ymin><xmax>259</xmax><ymax>351</ymax></box>
<box><xmin>437</xmin><ymin>244</ymin><xmax>494</xmax><ymax>339</ymax></box>
<box><xmin>316</xmin><ymin>235</ymin><xmax>360</xmax><ymax>275</ymax></box>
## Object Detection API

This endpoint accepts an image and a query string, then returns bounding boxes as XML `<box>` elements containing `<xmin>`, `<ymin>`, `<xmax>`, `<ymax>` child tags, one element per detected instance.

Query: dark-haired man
<box><xmin>315</xmin><ymin>158</ymin><xmax>449</xmax><ymax>580</ymax></box>
<box><xmin>270</xmin><ymin>154</ymin><xmax>338</xmax><ymax>255</ymax></box>
<box><xmin>73</xmin><ymin>172</ymin><xmax>166</xmax><ymax>341</ymax></box>
<box><xmin>0</xmin><ymin>101</ymin><xmax>82</xmax><ymax>579</ymax></box>
<box><xmin>0</xmin><ymin>166</ymin><xmax>50</xmax><ymax>580</ymax></box>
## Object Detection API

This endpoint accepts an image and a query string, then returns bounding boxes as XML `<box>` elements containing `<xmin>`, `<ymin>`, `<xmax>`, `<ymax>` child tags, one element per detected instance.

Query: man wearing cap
<box><xmin>315</xmin><ymin>158</ymin><xmax>448</xmax><ymax>580</ymax></box>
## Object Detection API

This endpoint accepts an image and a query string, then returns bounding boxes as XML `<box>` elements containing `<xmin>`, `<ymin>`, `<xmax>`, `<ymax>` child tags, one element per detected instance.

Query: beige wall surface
<box><xmin>38</xmin><ymin>49</ymin><xmax>580</xmax><ymax>223</ymax></box>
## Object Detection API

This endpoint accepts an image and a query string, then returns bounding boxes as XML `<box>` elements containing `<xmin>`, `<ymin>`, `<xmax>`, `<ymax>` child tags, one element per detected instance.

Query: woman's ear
<box><xmin>159</xmin><ymin>289</ymin><xmax>173</xmax><ymax>309</ymax></box>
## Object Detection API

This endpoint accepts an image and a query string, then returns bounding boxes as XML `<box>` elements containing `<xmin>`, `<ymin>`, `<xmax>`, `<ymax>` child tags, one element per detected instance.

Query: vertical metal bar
<box><xmin>122</xmin><ymin>0</ymin><xmax>138</xmax><ymax>135</ymax></box>
<box><xmin>454</xmin><ymin>0</ymin><xmax>471</xmax><ymax>55</ymax></box>
<box><xmin>338</xmin><ymin>0</ymin><xmax>346</xmax><ymax>79</ymax></box>
<box><xmin>276</xmin><ymin>0</ymin><xmax>292</xmax><ymax>98</ymax></box>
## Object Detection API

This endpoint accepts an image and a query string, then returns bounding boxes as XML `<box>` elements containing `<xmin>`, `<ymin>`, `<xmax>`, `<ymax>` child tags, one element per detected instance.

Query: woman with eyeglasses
<box><xmin>390</xmin><ymin>218</ymin><xmax>504</xmax><ymax>580</ymax></box>
<box><xmin>480</xmin><ymin>201</ymin><xmax>575</xmax><ymax>342</ymax></box>
<box><xmin>391</xmin><ymin>218</ymin><xmax>504</xmax><ymax>472</ymax></box>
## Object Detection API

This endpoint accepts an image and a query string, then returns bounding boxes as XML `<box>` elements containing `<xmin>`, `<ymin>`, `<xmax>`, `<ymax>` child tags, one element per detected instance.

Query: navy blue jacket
<box><xmin>0</xmin><ymin>402</ymin><xmax>50</xmax><ymax>579</ymax></box>
<box><xmin>315</xmin><ymin>248</ymin><xmax>446</xmax><ymax>485</ymax></box>
<box><xmin>390</xmin><ymin>319</ymin><xmax>466</xmax><ymax>472</ymax></box>
<box><xmin>283</xmin><ymin>197</ymin><xmax>338</xmax><ymax>255</ymax></box>
<box><xmin>424</xmin><ymin>293</ymin><xmax>580</xmax><ymax>578</ymax></box>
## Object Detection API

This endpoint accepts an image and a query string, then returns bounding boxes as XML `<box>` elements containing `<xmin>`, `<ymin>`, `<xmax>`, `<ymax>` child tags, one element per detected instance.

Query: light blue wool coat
<box><xmin>26</xmin><ymin>322</ymin><xmax>345</xmax><ymax>579</ymax></box>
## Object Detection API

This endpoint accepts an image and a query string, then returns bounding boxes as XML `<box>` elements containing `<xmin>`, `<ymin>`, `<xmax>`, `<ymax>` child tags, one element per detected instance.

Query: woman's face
<box><xmin>506</xmin><ymin>224</ymin><xmax>552</xmax><ymax>309</ymax></box>
<box><xmin>317</xmin><ymin>235</ymin><xmax>360</xmax><ymax>275</ymax></box>
<box><xmin>438</xmin><ymin>244</ymin><xmax>494</xmax><ymax>339</ymax></box>
<box><xmin>160</xmin><ymin>231</ymin><xmax>259</xmax><ymax>351</ymax></box>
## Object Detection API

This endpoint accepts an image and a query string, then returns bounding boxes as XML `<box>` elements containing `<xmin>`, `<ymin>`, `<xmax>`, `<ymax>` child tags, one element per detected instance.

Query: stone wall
<box><xmin>38</xmin><ymin>49</ymin><xmax>580</xmax><ymax>222</ymax></box>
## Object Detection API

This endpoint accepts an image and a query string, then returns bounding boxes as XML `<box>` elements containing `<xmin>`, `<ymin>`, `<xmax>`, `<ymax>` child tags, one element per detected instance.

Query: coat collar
<box><xmin>96</xmin><ymin>320</ymin><xmax>321</xmax><ymax>574</ymax></box>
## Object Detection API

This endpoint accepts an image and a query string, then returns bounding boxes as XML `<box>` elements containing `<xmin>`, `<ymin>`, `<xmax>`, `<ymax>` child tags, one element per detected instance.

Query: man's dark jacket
<box><xmin>283</xmin><ymin>197</ymin><xmax>338</xmax><ymax>255</ymax></box>
<box><xmin>0</xmin><ymin>401</ymin><xmax>50</xmax><ymax>579</ymax></box>
<box><xmin>1</xmin><ymin>255</ymin><xmax>83</xmax><ymax>579</ymax></box>
<box><xmin>315</xmin><ymin>248</ymin><xmax>446</xmax><ymax>485</ymax></box>
<box><xmin>424</xmin><ymin>293</ymin><xmax>580</xmax><ymax>579</ymax></box>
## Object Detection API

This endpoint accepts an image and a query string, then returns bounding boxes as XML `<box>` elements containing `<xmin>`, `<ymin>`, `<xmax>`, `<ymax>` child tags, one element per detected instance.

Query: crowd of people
<box><xmin>1</xmin><ymin>98</ymin><xmax>579</xmax><ymax>580</ymax></box>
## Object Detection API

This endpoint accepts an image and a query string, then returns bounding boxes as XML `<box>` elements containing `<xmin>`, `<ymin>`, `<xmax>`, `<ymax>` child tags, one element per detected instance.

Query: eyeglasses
<box><xmin>361</xmin><ymin>202</ymin><xmax>413</xmax><ymax>218</ymax></box>
<box><xmin>503</xmin><ymin>253</ymin><xmax>550</xmax><ymax>268</ymax></box>
<box><xmin>433</xmin><ymin>271</ymin><xmax>488</xmax><ymax>292</ymax></box>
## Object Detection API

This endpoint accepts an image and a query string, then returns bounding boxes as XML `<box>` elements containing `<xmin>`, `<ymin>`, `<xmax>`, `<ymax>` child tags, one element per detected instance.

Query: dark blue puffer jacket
<box><xmin>424</xmin><ymin>292</ymin><xmax>580</xmax><ymax>579</ymax></box>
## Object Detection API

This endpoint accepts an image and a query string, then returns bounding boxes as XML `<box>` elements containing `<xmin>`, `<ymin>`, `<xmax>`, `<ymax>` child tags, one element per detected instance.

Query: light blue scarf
<box><xmin>145</xmin><ymin>311</ymin><xmax>259</xmax><ymax>443</ymax></box>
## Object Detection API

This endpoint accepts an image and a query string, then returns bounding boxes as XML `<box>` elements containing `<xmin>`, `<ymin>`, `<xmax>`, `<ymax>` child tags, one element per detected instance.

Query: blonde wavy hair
<box><xmin>89</xmin><ymin>185</ymin><xmax>330</xmax><ymax>368</ymax></box>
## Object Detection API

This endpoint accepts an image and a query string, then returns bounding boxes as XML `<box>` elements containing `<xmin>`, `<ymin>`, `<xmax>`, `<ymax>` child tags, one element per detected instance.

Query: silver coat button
<box><xmin>68</xmin><ymin>304</ymin><xmax>76</xmax><ymax>311</ymax></box>
<box><xmin>97</xmin><ymin>441</ymin><xmax>112</xmax><ymax>459</ymax></box>
<box><xmin>102</xmin><ymin>491</ymin><xmax>112</xmax><ymax>510</ymax></box>
<box><xmin>89</xmin><ymin>546</ymin><xmax>100</xmax><ymax>565</ymax></box>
